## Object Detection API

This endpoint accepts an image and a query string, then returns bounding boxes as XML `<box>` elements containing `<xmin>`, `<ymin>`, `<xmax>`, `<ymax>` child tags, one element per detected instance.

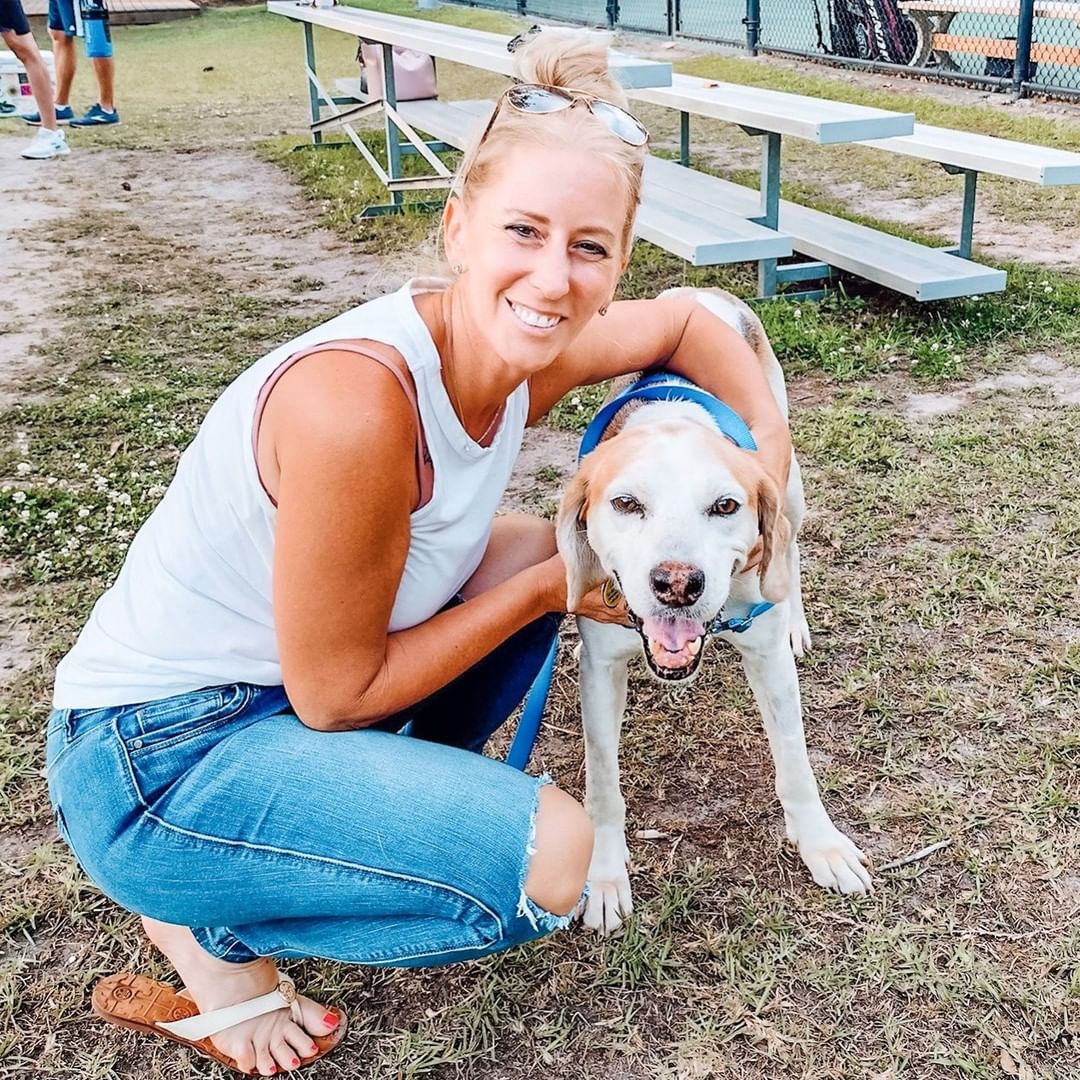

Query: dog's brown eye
<box><xmin>709</xmin><ymin>497</ymin><xmax>740</xmax><ymax>517</ymax></box>
<box><xmin>611</xmin><ymin>495</ymin><xmax>644</xmax><ymax>516</ymax></box>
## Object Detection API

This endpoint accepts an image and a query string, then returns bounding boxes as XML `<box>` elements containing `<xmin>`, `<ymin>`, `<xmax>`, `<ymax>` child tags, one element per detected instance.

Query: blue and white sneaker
<box><xmin>70</xmin><ymin>103</ymin><xmax>120</xmax><ymax>127</ymax></box>
<box><xmin>23</xmin><ymin>105</ymin><xmax>76</xmax><ymax>126</ymax></box>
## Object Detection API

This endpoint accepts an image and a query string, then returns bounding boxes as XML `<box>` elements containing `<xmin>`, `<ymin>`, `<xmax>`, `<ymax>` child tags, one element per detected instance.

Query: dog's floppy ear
<box><xmin>555</xmin><ymin>465</ymin><xmax>605</xmax><ymax>609</ymax></box>
<box><xmin>756</xmin><ymin>477</ymin><xmax>792</xmax><ymax>602</ymax></box>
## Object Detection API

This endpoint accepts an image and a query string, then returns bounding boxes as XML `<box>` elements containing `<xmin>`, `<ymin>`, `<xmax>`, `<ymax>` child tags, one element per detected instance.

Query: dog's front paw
<box><xmin>582</xmin><ymin>826</ymin><xmax>633</xmax><ymax>935</ymax></box>
<box><xmin>790</xmin><ymin>820</ymin><xmax>873</xmax><ymax>895</ymax></box>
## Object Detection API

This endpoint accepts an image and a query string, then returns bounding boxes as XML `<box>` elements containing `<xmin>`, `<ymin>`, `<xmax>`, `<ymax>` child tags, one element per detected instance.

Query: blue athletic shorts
<box><xmin>0</xmin><ymin>0</ymin><xmax>31</xmax><ymax>36</ymax></box>
<box><xmin>49</xmin><ymin>0</ymin><xmax>113</xmax><ymax>59</ymax></box>
<box><xmin>47</xmin><ymin>0</ymin><xmax>75</xmax><ymax>34</ymax></box>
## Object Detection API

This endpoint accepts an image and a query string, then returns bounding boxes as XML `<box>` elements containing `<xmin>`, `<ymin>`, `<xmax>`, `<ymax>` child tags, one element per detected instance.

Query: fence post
<box><xmin>605</xmin><ymin>0</ymin><xmax>619</xmax><ymax>29</ymax></box>
<box><xmin>744</xmin><ymin>0</ymin><xmax>761</xmax><ymax>56</ymax></box>
<box><xmin>516</xmin><ymin>0</ymin><xmax>526</xmax><ymax>15</ymax></box>
<box><xmin>1012</xmin><ymin>0</ymin><xmax>1035</xmax><ymax>96</ymax></box>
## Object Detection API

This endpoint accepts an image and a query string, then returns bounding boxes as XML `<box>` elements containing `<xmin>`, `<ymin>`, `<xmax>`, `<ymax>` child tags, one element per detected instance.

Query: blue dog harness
<box><xmin>578</xmin><ymin>372</ymin><xmax>758</xmax><ymax>459</ymax></box>
<box><xmin>506</xmin><ymin>373</ymin><xmax>775</xmax><ymax>770</ymax></box>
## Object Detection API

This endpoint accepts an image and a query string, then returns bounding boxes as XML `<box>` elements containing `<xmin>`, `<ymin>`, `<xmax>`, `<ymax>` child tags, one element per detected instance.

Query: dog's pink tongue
<box><xmin>643</xmin><ymin>616</ymin><xmax>705</xmax><ymax>651</ymax></box>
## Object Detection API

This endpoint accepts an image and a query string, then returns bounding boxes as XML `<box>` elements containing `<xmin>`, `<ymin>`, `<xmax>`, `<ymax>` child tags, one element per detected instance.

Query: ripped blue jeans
<box><xmin>45</xmin><ymin>613</ymin><xmax>579</xmax><ymax>966</ymax></box>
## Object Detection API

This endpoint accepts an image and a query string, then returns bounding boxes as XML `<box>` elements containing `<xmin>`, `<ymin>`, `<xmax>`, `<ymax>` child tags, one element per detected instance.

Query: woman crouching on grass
<box><xmin>46</xmin><ymin>26</ymin><xmax>791</xmax><ymax>1078</ymax></box>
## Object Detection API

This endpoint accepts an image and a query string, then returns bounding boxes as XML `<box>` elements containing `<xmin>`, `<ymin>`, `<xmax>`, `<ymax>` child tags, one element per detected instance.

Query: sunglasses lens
<box><xmin>506</xmin><ymin>85</ymin><xmax>573</xmax><ymax>115</ymax></box>
<box><xmin>589</xmin><ymin>100</ymin><xmax>650</xmax><ymax>146</ymax></box>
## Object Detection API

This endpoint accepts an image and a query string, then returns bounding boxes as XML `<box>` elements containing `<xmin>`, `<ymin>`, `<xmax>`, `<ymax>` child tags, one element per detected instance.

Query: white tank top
<box><xmin>53</xmin><ymin>278</ymin><xmax>530</xmax><ymax>709</ymax></box>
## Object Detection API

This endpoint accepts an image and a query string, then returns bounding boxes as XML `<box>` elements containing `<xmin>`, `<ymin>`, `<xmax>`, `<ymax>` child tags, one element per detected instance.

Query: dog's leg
<box><xmin>786</xmin><ymin>541</ymin><xmax>812</xmax><ymax>658</ymax></box>
<box><xmin>785</xmin><ymin>457</ymin><xmax>812</xmax><ymax>658</ymax></box>
<box><xmin>733</xmin><ymin>615</ymin><xmax>872</xmax><ymax>894</ymax></box>
<box><xmin>578</xmin><ymin>617</ymin><xmax>636</xmax><ymax>935</ymax></box>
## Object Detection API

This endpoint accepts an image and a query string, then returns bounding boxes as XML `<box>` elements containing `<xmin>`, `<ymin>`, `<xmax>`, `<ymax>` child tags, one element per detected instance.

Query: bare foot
<box><xmin>142</xmin><ymin>916</ymin><xmax>340</xmax><ymax>1076</ymax></box>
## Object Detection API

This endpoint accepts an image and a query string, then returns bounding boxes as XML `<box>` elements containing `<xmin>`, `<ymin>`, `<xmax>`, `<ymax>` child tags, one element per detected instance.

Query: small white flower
<box><xmin>12</xmin><ymin>491</ymin><xmax>27</xmax><ymax>505</ymax></box>
<box><xmin>793</xmin><ymin>307</ymin><xmax>802</xmax><ymax>319</ymax></box>
<box><xmin>75</xmin><ymin>524</ymin><xmax>87</xmax><ymax>535</ymax></box>
<box><xmin>45</xmin><ymin>511</ymin><xmax>59</xmax><ymax>524</ymax></box>
<box><xmin>18</xmin><ymin>509</ymin><xmax>30</xmax><ymax>522</ymax></box>
<box><xmin>16</xmin><ymin>462</ymin><xmax>32</xmax><ymax>475</ymax></box>
<box><xmin>78</xmin><ymin>507</ymin><xmax>91</xmax><ymax>518</ymax></box>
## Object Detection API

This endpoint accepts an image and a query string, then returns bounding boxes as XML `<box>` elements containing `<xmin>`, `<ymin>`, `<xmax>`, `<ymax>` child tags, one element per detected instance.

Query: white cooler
<box><xmin>0</xmin><ymin>50</ymin><xmax>56</xmax><ymax>117</ymax></box>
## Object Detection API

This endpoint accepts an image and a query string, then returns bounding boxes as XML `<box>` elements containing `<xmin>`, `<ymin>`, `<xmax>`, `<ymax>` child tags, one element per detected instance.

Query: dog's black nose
<box><xmin>649</xmin><ymin>562</ymin><xmax>705</xmax><ymax>607</ymax></box>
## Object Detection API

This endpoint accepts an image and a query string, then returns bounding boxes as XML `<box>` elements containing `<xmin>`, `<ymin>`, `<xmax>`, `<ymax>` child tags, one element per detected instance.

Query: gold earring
<box><xmin>598</xmin><ymin>303</ymin><xmax>609</xmax><ymax>317</ymax></box>
<box><xmin>451</xmin><ymin>263</ymin><xmax>466</xmax><ymax>275</ymax></box>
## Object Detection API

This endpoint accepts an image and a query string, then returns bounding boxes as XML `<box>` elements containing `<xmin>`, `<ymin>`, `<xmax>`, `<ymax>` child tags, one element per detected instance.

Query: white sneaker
<box><xmin>20</xmin><ymin>127</ymin><xmax>71</xmax><ymax>160</ymax></box>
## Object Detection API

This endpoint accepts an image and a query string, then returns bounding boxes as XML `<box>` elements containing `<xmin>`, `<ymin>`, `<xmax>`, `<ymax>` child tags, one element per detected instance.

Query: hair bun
<box><xmin>510</xmin><ymin>27</ymin><xmax>629</xmax><ymax>109</ymax></box>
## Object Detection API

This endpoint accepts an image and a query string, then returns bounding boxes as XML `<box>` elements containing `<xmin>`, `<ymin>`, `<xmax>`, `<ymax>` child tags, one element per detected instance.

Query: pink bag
<box><xmin>358</xmin><ymin>40</ymin><xmax>438</xmax><ymax>102</ymax></box>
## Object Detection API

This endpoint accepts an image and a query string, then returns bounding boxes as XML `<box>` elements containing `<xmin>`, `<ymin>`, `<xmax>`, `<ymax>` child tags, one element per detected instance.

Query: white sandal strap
<box><xmin>158</xmin><ymin>978</ymin><xmax>304</xmax><ymax>1042</ymax></box>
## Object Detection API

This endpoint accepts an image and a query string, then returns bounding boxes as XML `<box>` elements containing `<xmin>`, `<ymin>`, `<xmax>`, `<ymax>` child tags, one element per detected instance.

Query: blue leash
<box><xmin>506</xmin><ymin>631</ymin><xmax>559</xmax><ymax>770</ymax></box>
<box><xmin>505</xmin><ymin>373</ymin><xmax>769</xmax><ymax>771</ymax></box>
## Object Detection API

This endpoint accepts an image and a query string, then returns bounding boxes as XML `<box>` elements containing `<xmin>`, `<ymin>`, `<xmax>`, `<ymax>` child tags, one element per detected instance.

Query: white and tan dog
<box><xmin>556</xmin><ymin>288</ymin><xmax>872</xmax><ymax>935</ymax></box>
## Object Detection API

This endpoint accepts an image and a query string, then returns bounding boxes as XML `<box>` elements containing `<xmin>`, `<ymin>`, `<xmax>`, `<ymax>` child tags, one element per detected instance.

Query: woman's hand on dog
<box><xmin>536</xmin><ymin>554</ymin><xmax>634</xmax><ymax>627</ymax></box>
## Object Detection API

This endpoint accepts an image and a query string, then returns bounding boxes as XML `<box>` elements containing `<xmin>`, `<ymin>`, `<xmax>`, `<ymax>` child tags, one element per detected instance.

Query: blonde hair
<box><xmin>453</xmin><ymin>28</ymin><xmax>647</xmax><ymax>255</ymax></box>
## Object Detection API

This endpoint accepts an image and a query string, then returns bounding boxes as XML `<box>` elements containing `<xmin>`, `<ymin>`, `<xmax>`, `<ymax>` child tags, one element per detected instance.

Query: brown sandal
<box><xmin>92</xmin><ymin>971</ymin><xmax>346</xmax><ymax>1075</ymax></box>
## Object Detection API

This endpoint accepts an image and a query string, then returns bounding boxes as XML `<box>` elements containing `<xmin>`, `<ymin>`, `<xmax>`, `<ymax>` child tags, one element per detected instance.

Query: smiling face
<box><xmin>557</xmin><ymin>411</ymin><xmax>791</xmax><ymax>683</ymax></box>
<box><xmin>443</xmin><ymin>143</ymin><xmax>630</xmax><ymax>373</ymax></box>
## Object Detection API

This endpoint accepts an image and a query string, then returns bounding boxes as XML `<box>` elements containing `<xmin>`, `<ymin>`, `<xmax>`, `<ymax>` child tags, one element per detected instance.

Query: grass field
<box><xmin>2</xmin><ymin>3</ymin><xmax>1080</xmax><ymax>1078</ymax></box>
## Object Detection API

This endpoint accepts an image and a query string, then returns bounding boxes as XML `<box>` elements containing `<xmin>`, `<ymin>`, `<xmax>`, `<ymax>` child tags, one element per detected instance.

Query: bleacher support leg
<box><xmin>381</xmin><ymin>44</ymin><xmax>405</xmax><ymax>213</ymax></box>
<box><xmin>303</xmin><ymin>23</ymin><xmax>322</xmax><ymax>147</ymax></box>
<box><xmin>680</xmin><ymin>112</ymin><xmax>690</xmax><ymax>167</ymax></box>
<box><xmin>755</xmin><ymin>131</ymin><xmax>782</xmax><ymax>297</ymax></box>
<box><xmin>941</xmin><ymin>164</ymin><xmax>978</xmax><ymax>260</ymax></box>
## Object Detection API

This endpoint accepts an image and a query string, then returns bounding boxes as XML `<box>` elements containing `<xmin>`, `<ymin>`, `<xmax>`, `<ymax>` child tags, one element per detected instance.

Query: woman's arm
<box><xmin>265</xmin><ymin>352</ymin><xmax>565</xmax><ymax>731</ymax></box>
<box><xmin>529</xmin><ymin>294</ymin><xmax>792</xmax><ymax>492</ymax></box>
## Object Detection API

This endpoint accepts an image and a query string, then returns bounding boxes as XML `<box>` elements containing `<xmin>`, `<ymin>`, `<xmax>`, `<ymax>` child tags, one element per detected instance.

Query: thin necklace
<box><xmin>442</xmin><ymin>354</ymin><xmax>505</xmax><ymax>445</ymax></box>
<box><xmin>441</xmin><ymin>313</ymin><xmax>504</xmax><ymax>445</ymax></box>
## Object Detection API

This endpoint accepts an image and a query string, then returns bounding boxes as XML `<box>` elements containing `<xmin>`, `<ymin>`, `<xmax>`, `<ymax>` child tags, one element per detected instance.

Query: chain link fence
<box><xmin>448</xmin><ymin>0</ymin><xmax>1080</xmax><ymax>97</ymax></box>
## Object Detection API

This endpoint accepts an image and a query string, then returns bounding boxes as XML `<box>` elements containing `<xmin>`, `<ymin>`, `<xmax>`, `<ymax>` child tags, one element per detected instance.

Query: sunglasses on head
<box><xmin>479</xmin><ymin>83</ymin><xmax>650</xmax><ymax>149</ymax></box>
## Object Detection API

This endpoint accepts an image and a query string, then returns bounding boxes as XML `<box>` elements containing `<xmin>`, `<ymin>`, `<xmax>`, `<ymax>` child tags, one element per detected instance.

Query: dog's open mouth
<box><xmin>638</xmin><ymin>615</ymin><xmax>708</xmax><ymax>682</ymax></box>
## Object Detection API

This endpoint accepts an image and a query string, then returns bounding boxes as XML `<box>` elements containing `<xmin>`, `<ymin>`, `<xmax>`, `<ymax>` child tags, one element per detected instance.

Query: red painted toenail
<box><xmin>323</xmin><ymin>1013</ymin><xmax>338</xmax><ymax>1027</ymax></box>
<box><xmin>292</xmin><ymin>1059</ymin><xmax>300</xmax><ymax>1067</ymax></box>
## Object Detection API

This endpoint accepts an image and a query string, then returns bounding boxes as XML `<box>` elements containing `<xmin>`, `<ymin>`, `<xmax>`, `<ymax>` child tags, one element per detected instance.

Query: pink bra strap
<box><xmin>253</xmin><ymin>339</ymin><xmax>434</xmax><ymax>510</ymax></box>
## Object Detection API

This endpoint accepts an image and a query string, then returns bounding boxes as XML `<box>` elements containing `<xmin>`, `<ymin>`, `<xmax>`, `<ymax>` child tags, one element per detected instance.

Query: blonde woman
<box><xmin>46</xmin><ymin>27</ymin><xmax>790</xmax><ymax>1077</ymax></box>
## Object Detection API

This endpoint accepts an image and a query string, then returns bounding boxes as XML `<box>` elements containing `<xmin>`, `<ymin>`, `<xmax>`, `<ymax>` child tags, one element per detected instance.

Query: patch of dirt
<box><xmin>0</xmin><ymin>139</ymin><xmax>391</xmax><ymax>406</ymax></box>
<box><xmin>0</xmin><ymin>563</ymin><xmax>33</xmax><ymax>688</ymax></box>
<box><xmin>501</xmin><ymin>425</ymin><xmax>578</xmax><ymax>515</ymax></box>
<box><xmin>903</xmin><ymin>351</ymin><xmax>1080</xmax><ymax>418</ymax></box>
<box><xmin>826</xmin><ymin>183</ymin><xmax>1080</xmax><ymax>267</ymax></box>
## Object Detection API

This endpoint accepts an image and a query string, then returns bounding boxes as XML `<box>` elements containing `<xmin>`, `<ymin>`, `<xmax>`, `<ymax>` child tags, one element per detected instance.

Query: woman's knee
<box><xmin>523</xmin><ymin>785</ymin><xmax>593</xmax><ymax>917</ymax></box>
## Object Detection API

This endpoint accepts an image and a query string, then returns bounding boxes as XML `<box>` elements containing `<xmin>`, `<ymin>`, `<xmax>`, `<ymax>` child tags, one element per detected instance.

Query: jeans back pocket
<box><xmin>118</xmin><ymin>683</ymin><xmax>254</xmax><ymax>805</ymax></box>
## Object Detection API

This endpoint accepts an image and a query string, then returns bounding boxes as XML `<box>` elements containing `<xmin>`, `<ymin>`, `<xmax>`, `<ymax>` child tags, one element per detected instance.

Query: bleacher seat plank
<box><xmin>646</xmin><ymin>157</ymin><xmax>1005</xmax><ymax>300</ymax></box>
<box><xmin>901</xmin><ymin>0</ymin><xmax>1080</xmax><ymax>17</ymax></box>
<box><xmin>632</xmin><ymin>74</ymin><xmax>913</xmax><ymax>145</ymax></box>
<box><xmin>931</xmin><ymin>33</ymin><xmax>1080</xmax><ymax>65</ymax></box>
<box><xmin>855</xmin><ymin>123</ymin><xmax>1080</xmax><ymax>185</ymax></box>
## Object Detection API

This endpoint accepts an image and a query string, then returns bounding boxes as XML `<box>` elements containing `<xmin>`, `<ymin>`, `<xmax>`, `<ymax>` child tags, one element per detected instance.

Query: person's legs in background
<box><xmin>69</xmin><ymin>0</ymin><xmax>117</xmax><ymax>125</ymax></box>
<box><xmin>0</xmin><ymin>0</ymin><xmax>69</xmax><ymax>158</ymax></box>
<box><xmin>48</xmin><ymin>16</ymin><xmax>77</xmax><ymax>120</ymax></box>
